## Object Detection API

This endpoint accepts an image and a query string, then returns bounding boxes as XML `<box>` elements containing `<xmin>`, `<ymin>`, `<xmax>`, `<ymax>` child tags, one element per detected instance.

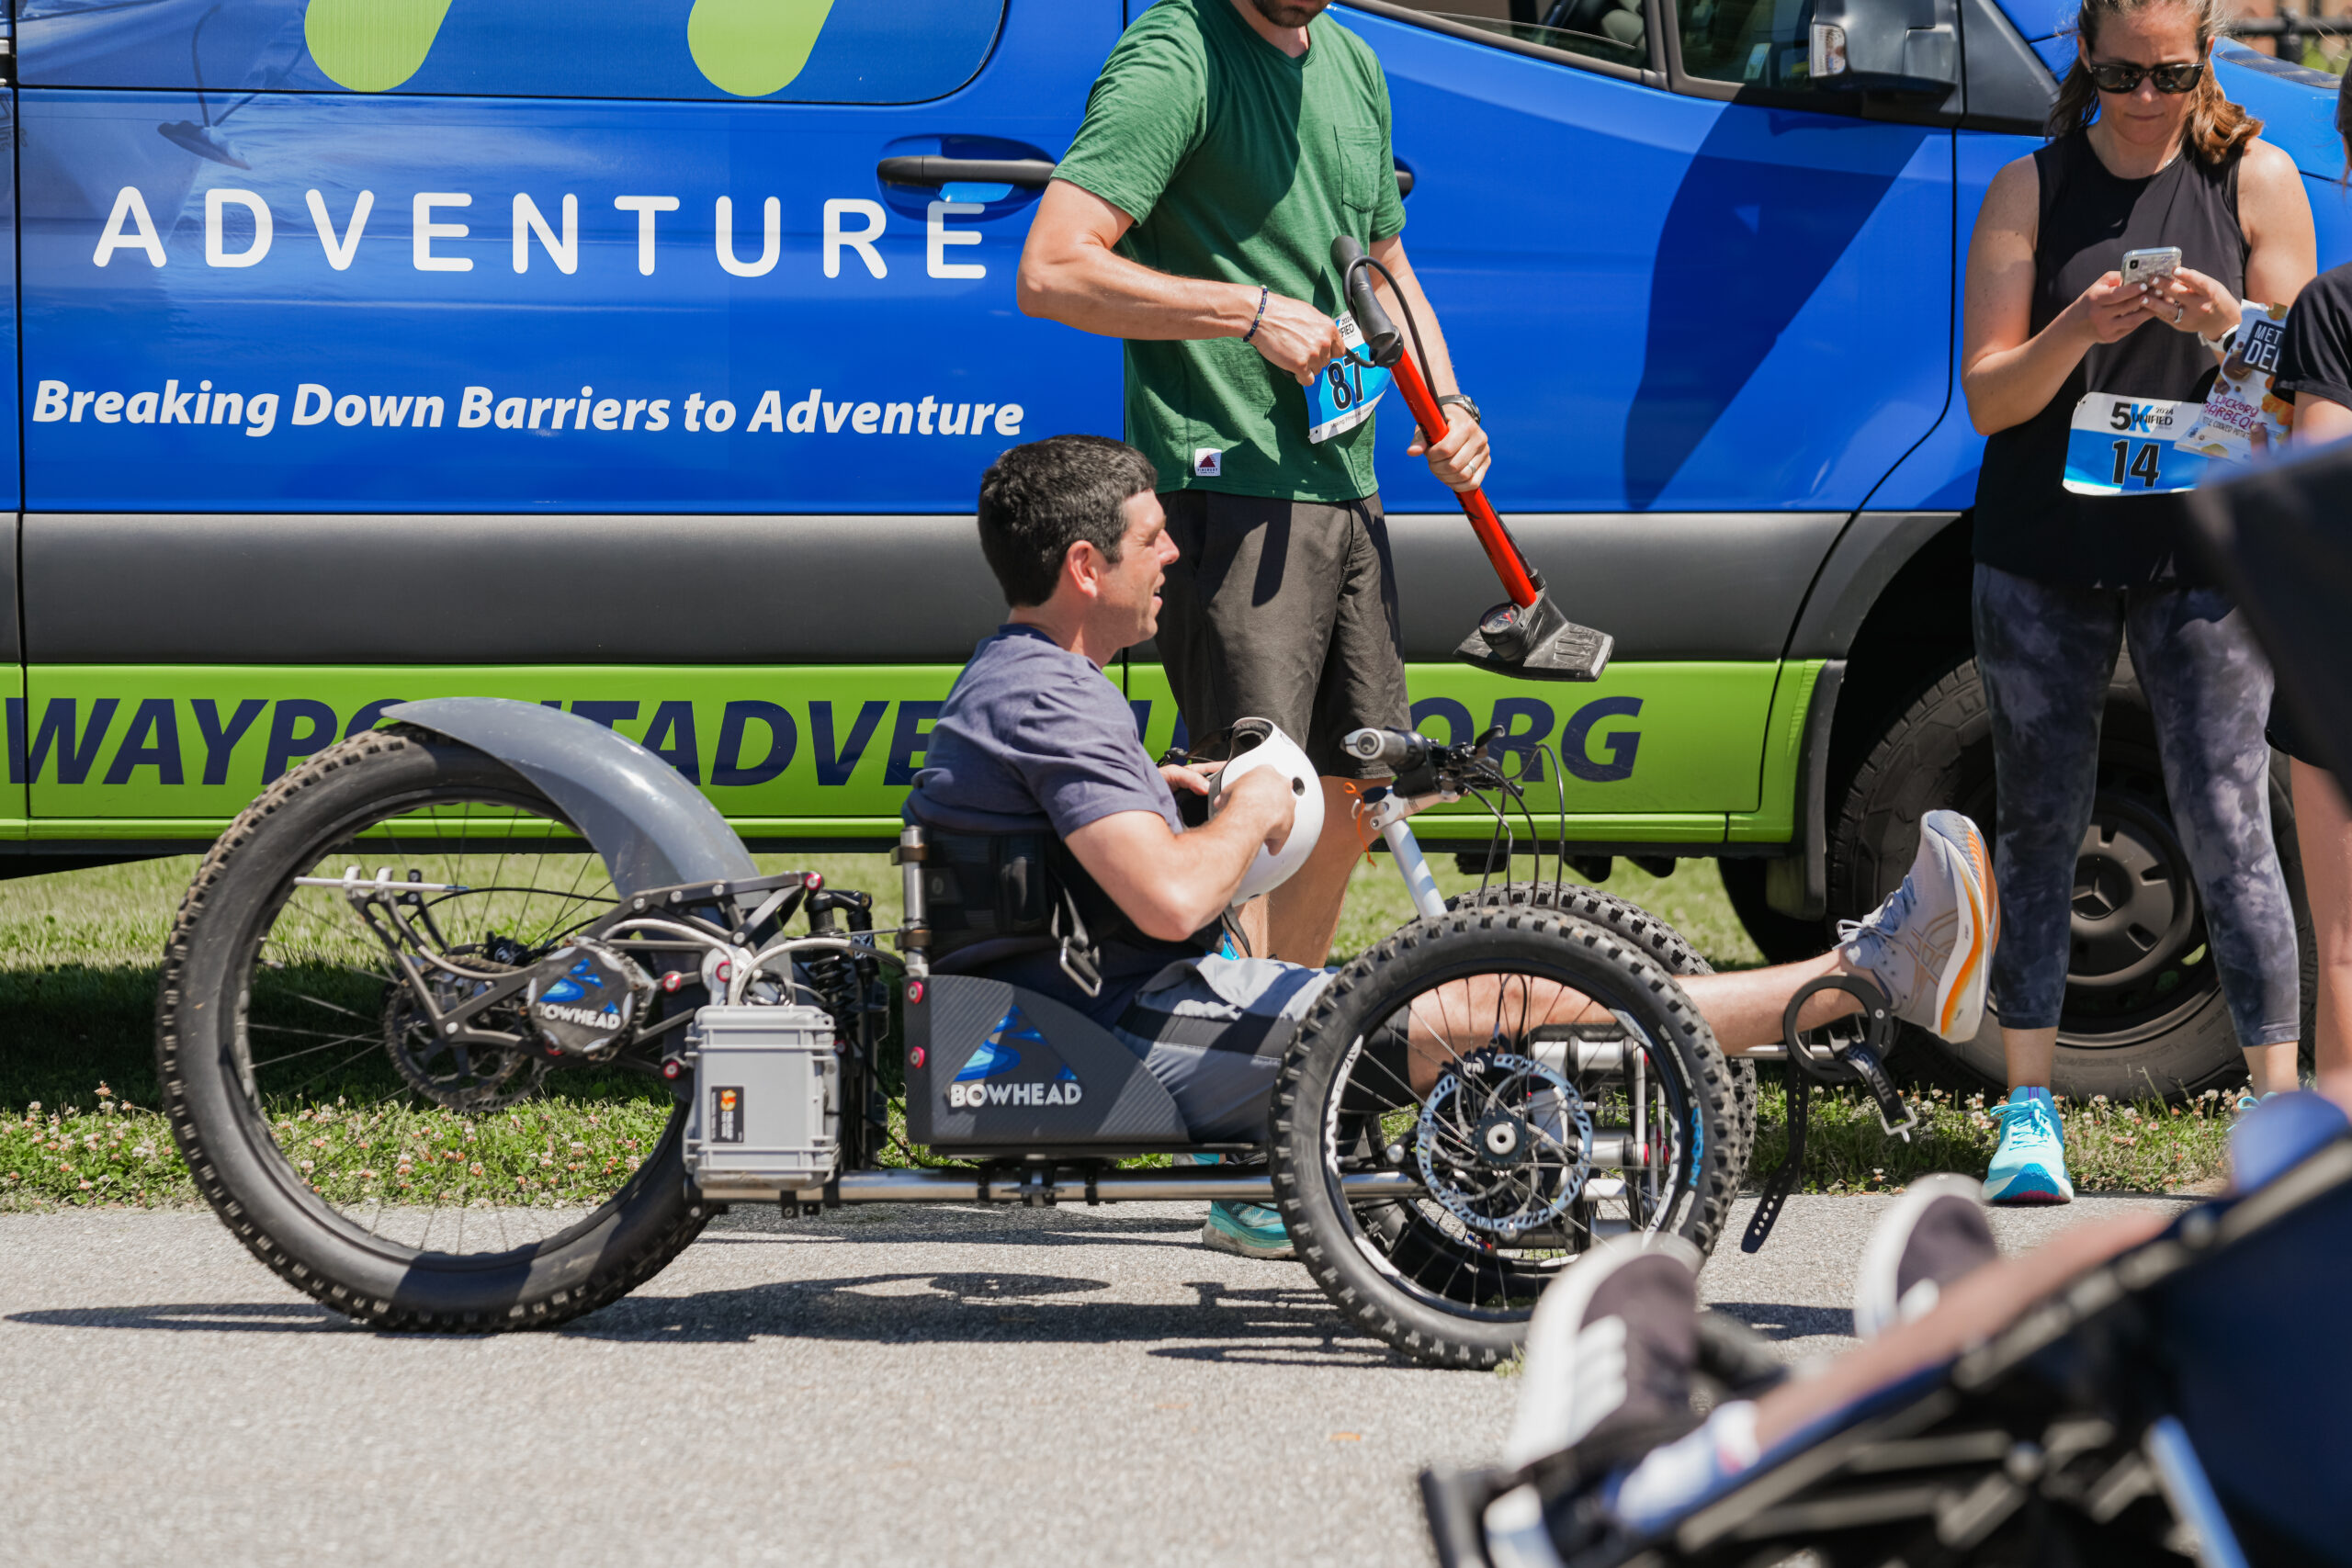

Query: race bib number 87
<box><xmin>1305</xmin><ymin>312</ymin><xmax>1392</xmax><ymax>445</ymax></box>
<box><xmin>2063</xmin><ymin>392</ymin><xmax>2210</xmax><ymax>496</ymax></box>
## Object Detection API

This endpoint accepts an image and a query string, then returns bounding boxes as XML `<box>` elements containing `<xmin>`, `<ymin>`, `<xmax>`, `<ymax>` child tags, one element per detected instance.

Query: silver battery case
<box><xmin>682</xmin><ymin>1005</ymin><xmax>841</xmax><ymax>1200</ymax></box>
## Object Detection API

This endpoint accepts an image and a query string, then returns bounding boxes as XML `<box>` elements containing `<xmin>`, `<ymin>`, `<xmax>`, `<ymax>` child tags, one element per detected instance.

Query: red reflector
<box><xmin>910</xmin><ymin>1045</ymin><xmax>926</xmax><ymax>1069</ymax></box>
<box><xmin>805</xmin><ymin>871</ymin><xmax>824</xmax><ymax>891</ymax></box>
<box><xmin>907</xmin><ymin>980</ymin><xmax>925</xmax><ymax>1005</ymax></box>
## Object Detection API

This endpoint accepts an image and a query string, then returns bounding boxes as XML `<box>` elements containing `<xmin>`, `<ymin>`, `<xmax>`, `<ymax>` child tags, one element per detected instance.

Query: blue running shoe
<box><xmin>1984</xmin><ymin>1087</ymin><xmax>2073</xmax><ymax>1205</ymax></box>
<box><xmin>1203</xmin><ymin>1201</ymin><xmax>1295</xmax><ymax>1259</ymax></box>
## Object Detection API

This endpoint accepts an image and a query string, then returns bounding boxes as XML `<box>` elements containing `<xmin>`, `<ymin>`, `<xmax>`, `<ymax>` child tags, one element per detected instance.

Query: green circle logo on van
<box><xmin>301</xmin><ymin>0</ymin><xmax>836</xmax><ymax>97</ymax></box>
<box><xmin>688</xmin><ymin>0</ymin><xmax>837</xmax><ymax>98</ymax></box>
<box><xmin>304</xmin><ymin>0</ymin><xmax>458</xmax><ymax>94</ymax></box>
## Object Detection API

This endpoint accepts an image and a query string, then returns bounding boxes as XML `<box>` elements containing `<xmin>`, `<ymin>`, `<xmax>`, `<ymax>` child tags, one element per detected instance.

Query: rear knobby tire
<box><xmin>1272</xmin><ymin>910</ymin><xmax>1741</xmax><ymax>1368</ymax></box>
<box><xmin>158</xmin><ymin>726</ymin><xmax>711</xmax><ymax>1332</ymax></box>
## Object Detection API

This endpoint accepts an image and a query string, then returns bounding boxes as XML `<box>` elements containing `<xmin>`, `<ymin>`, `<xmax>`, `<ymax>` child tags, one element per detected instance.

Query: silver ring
<box><xmin>2175</xmin><ymin>304</ymin><xmax>2185</xmax><ymax>324</ymax></box>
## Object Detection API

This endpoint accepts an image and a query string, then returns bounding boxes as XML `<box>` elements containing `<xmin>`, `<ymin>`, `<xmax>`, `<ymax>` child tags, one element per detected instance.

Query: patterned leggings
<box><xmin>1973</xmin><ymin>563</ymin><xmax>2300</xmax><ymax>1046</ymax></box>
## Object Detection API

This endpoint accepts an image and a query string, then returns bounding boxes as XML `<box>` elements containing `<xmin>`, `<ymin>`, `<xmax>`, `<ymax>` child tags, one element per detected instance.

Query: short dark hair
<box><xmin>976</xmin><ymin>435</ymin><xmax>1159</xmax><ymax>607</ymax></box>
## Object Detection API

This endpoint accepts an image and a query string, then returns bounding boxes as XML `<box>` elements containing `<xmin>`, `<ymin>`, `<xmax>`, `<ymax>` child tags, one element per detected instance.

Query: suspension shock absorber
<box><xmin>801</xmin><ymin>886</ymin><xmax>885</xmax><ymax>1161</ymax></box>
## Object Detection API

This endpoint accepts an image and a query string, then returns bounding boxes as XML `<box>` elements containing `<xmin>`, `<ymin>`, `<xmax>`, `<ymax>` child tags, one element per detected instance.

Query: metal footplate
<box><xmin>1741</xmin><ymin>974</ymin><xmax>1915</xmax><ymax>1253</ymax></box>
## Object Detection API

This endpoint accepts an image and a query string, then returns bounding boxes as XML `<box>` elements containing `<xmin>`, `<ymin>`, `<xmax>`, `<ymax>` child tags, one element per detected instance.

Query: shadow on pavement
<box><xmin>6</xmin><ymin>1271</ymin><xmax>1402</xmax><ymax>1364</ymax></box>
<box><xmin>1706</xmin><ymin>1299</ymin><xmax>1853</xmax><ymax>1342</ymax></box>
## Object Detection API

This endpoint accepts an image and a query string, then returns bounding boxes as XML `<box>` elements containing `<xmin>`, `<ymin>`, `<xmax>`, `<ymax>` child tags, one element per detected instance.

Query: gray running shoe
<box><xmin>1838</xmin><ymin>809</ymin><xmax>1997</xmax><ymax>1043</ymax></box>
<box><xmin>1853</xmin><ymin>1173</ymin><xmax>1998</xmax><ymax>1339</ymax></box>
<box><xmin>1506</xmin><ymin>1235</ymin><xmax>1702</xmax><ymax>1467</ymax></box>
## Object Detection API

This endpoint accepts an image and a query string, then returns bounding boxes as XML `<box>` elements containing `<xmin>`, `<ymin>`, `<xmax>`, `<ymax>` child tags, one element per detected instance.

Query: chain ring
<box><xmin>381</xmin><ymin>982</ymin><xmax>550</xmax><ymax>1113</ymax></box>
<box><xmin>1415</xmin><ymin>1050</ymin><xmax>1592</xmax><ymax>1238</ymax></box>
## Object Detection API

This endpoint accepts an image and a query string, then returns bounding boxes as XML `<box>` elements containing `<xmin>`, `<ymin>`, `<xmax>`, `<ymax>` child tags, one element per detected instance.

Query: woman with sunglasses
<box><xmin>1959</xmin><ymin>0</ymin><xmax>2316</xmax><ymax>1204</ymax></box>
<box><xmin>2263</xmin><ymin>68</ymin><xmax>2352</xmax><ymax>1095</ymax></box>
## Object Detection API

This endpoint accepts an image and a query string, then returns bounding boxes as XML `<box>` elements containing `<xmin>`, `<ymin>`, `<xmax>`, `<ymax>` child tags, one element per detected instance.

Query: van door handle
<box><xmin>1395</xmin><ymin>163</ymin><xmax>1414</xmax><ymax>197</ymax></box>
<box><xmin>876</xmin><ymin>156</ymin><xmax>1057</xmax><ymax>188</ymax></box>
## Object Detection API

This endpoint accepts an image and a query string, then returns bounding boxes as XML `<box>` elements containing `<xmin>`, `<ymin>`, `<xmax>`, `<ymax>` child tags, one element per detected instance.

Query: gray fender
<box><xmin>385</xmin><ymin>698</ymin><xmax>757</xmax><ymax>898</ymax></box>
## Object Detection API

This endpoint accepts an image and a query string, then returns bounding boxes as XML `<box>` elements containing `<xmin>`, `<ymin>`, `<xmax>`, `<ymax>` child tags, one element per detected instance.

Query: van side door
<box><xmin>17</xmin><ymin>0</ymin><xmax>1121</xmax><ymax>846</ymax></box>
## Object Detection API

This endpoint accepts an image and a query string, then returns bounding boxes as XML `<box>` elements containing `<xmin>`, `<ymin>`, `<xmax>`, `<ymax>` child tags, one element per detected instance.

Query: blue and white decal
<box><xmin>2063</xmin><ymin>392</ymin><xmax>2210</xmax><ymax>496</ymax></box>
<box><xmin>945</xmin><ymin>1005</ymin><xmax>1083</xmax><ymax>1108</ymax></box>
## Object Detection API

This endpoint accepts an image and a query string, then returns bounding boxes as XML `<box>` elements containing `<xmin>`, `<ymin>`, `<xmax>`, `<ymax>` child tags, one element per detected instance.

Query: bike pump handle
<box><xmin>1331</xmin><ymin>236</ymin><xmax>1542</xmax><ymax>614</ymax></box>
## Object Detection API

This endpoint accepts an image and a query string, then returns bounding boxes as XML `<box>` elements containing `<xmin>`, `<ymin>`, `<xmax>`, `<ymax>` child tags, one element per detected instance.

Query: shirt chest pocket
<box><xmin>1334</xmin><ymin>125</ymin><xmax>1384</xmax><ymax>214</ymax></box>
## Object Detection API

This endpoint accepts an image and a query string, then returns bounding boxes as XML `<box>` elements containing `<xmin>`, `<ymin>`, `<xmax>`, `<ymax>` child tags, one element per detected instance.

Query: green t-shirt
<box><xmin>1052</xmin><ymin>0</ymin><xmax>1408</xmax><ymax>504</ymax></box>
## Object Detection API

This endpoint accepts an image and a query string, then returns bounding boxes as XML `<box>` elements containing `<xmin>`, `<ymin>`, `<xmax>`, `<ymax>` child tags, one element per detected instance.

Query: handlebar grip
<box><xmin>1341</xmin><ymin>727</ymin><xmax>1428</xmax><ymax>771</ymax></box>
<box><xmin>1329</xmin><ymin>235</ymin><xmax>1402</xmax><ymax>368</ymax></box>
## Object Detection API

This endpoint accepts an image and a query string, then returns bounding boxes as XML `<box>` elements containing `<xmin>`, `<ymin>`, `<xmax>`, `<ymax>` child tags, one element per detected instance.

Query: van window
<box><xmin>1368</xmin><ymin>0</ymin><xmax>1650</xmax><ymax>73</ymax></box>
<box><xmin>1673</xmin><ymin>0</ymin><xmax>1823</xmax><ymax>89</ymax></box>
<box><xmin>19</xmin><ymin>0</ymin><xmax>1009</xmax><ymax>104</ymax></box>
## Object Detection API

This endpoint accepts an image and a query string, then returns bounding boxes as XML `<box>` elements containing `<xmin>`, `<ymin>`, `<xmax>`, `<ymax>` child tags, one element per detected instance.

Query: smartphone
<box><xmin>2121</xmin><ymin>246</ymin><xmax>2183</xmax><ymax>287</ymax></box>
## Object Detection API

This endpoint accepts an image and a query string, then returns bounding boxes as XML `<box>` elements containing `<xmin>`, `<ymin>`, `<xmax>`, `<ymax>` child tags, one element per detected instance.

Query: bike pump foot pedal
<box><xmin>1454</xmin><ymin>582</ymin><xmax>1613</xmax><ymax>682</ymax></box>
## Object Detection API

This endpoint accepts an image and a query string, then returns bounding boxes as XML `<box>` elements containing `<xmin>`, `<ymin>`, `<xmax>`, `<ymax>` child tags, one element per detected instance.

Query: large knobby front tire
<box><xmin>158</xmin><ymin>726</ymin><xmax>712</xmax><ymax>1332</ymax></box>
<box><xmin>1271</xmin><ymin>910</ymin><xmax>1740</xmax><ymax>1369</ymax></box>
<box><xmin>1446</xmin><ymin>879</ymin><xmax>1758</xmax><ymax>1185</ymax></box>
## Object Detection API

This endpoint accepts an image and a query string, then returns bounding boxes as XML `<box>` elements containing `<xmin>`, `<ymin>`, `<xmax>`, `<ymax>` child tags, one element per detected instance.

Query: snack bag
<box><xmin>2176</xmin><ymin>300</ymin><xmax>2293</xmax><ymax>464</ymax></box>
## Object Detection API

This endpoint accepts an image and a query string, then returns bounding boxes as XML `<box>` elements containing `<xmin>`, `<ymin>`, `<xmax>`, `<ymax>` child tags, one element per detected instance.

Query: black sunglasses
<box><xmin>2085</xmin><ymin>57</ymin><xmax>2206</xmax><ymax>94</ymax></box>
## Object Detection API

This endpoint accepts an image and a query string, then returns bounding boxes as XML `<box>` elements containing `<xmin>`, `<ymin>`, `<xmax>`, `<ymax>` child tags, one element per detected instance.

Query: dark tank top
<box><xmin>1973</xmin><ymin>132</ymin><xmax>2246</xmax><ymax>588</ymax></box>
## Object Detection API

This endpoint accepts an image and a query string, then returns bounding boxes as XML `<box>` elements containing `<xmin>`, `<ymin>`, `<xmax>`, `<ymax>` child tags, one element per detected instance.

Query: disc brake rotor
<box><xmin>1415</xmin><ymin>1050</ymin><xmax>1592</xmax><ymax>1238</ymax></box>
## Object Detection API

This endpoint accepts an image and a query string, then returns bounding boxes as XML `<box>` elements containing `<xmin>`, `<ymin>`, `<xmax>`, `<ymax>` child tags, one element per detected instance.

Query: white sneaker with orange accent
<box><xmin>1838</xmin><ymin>810</ymin><xmax>1997</xmax><ymax>1043</ymax></box>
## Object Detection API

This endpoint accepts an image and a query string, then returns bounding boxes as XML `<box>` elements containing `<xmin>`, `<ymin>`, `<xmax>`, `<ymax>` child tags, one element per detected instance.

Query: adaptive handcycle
<box><xmin>159</xmin><ymin>697</ymin><xmax>1760</xmax><ymax>1365</ymax></box>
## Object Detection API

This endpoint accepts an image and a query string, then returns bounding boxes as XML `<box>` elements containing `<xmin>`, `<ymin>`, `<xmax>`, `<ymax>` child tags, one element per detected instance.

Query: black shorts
<box><xmin>1153</xmin><ymin>489</ymin><xmax>1410</xmax><ymax>780</ymax></box>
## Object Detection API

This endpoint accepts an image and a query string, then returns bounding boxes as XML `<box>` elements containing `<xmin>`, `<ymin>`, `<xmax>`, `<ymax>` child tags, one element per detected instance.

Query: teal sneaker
<box><xmin>1203</xmin><ymin>1201</ymin><xmax>1295</xmax><ymax>1259</ymax></box>
<box><xmin>1984</xmin><ymin>1087</ymin><xmax>2073</xmax><ymax>1205</ymax></box>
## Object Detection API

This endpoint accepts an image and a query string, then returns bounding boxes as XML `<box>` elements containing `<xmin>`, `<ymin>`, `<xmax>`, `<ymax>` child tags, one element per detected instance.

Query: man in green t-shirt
<box><xmin>1018</xmin><ymin>0</ymin><xmax>1488</xmax><ymax>976</ymax></box>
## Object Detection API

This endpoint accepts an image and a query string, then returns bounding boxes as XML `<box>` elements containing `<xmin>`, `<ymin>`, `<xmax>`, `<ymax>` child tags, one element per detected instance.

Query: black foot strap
<box><xmin>1741</xmin><ymin>974</ymin><xmax>1911</xmax><ymax>1253</ymax></box>
<box><xmin>1740</xmin><ymin>1070</ymin><xmax>1808</xmax><ymax>1253</ymax></box>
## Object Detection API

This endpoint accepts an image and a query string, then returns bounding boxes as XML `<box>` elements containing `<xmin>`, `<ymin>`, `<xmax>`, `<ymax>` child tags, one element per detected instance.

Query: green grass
<box><xmin>0</xmin><ymin>849</ymin><xmax>2230</xmax><ymax>1208</ymax></box>
<box><xmin>1744</xmin><ymin>1080</ymin><xmax>2233</xmax><ymax>1196</ymax></box>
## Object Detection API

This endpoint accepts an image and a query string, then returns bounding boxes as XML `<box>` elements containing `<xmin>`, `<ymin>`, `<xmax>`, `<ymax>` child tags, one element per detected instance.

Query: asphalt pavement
<box><xmin>0</xmin><ymin>1192</ymin><xmax>2187</xmax><ymax>1568</ymax></box>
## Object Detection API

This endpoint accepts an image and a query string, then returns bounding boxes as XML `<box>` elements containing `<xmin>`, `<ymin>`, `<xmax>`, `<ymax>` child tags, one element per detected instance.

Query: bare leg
<box><xmin>1399</xmin><ymin>953</ymin><xmax>1876</xmax><ymax>1094</ymax></box>
<box><xmin>2005</xmin><ymin>1024</ymin><xmax>2058</xmax><ymax>1093</ymax></box>
<box><xmin>1679</xmin><ymin>952</ymin><xmax>1864</xmax><ymax>1054</ymax></box>
<box><xmin>2246</xmin><ymin>1040</ymin><xmax>2303</xmax><ymax>1099</ymax></box>
<box><xmin>1251</xmin><ymin>776</ymin><xmax>1371</xmax><ymax>966</ymax></box>
<box><xmin>2296</xmin><ymin>759</ymin><xmax>2352</xmax><ymax>1080</ymax></box>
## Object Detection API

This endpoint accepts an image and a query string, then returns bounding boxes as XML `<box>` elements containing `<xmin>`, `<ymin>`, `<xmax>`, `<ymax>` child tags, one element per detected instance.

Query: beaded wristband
<box><xmin>1240</xmin><ymin>284</ymin><xmax>1270</xmax><ymax>344</ymax></box>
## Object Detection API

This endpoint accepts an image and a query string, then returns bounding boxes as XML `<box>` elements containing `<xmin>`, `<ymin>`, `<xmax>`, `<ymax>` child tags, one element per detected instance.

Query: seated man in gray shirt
<box><xmin>910</xmin><ymin>435</ymin><xmax>2001</xmax><ymax>1258</ymax></box>
<box><xmin>906</xmin><ymin>434</ymin><xmax>1315</xmax><ymax>1257</ymax></box>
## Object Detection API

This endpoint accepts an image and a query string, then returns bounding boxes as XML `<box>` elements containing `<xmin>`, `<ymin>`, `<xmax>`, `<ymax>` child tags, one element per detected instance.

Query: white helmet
<box><xmin>1206</xmin><ymin>718</ymin><xmax>1325</xmax><ymax>906</ymax></box>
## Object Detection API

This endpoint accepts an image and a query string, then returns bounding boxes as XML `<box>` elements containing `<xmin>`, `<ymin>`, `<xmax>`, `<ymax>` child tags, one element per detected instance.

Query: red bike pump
<box><xmin>1331</xmin><ymin>236</ymin><xmax>1611</xmax><ymax>682</ymax></box>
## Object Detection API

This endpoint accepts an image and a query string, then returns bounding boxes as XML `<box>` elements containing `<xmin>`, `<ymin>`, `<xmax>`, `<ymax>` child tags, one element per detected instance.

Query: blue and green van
<box><xmin>14</xmin><ymin>0</ymin><xmax>2350</xmax><ymax>1092</ymax></box>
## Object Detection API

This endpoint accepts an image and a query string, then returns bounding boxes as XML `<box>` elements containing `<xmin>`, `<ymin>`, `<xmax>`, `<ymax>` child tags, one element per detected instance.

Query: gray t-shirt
<box><xmin>907</xmin><ymin>625</ymin><xmax>1180</xmax><ymax>836</ymax></box>
<box><xmin>905</xmin><ymin>626</ymin><xmax>1194</xmax><ymax>1021</ymax></box>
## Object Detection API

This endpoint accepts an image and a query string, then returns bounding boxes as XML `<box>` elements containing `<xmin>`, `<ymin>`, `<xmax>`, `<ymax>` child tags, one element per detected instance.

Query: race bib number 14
<box><xmin>2063</xmin><ymin>392</ymin><xmax>2211</xmax><ymax>496</ymax></box>
<box><xmin>1305</xmin><ymin>312</ymin><xmax>1392</xmax><ymax>445</ymax></box>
